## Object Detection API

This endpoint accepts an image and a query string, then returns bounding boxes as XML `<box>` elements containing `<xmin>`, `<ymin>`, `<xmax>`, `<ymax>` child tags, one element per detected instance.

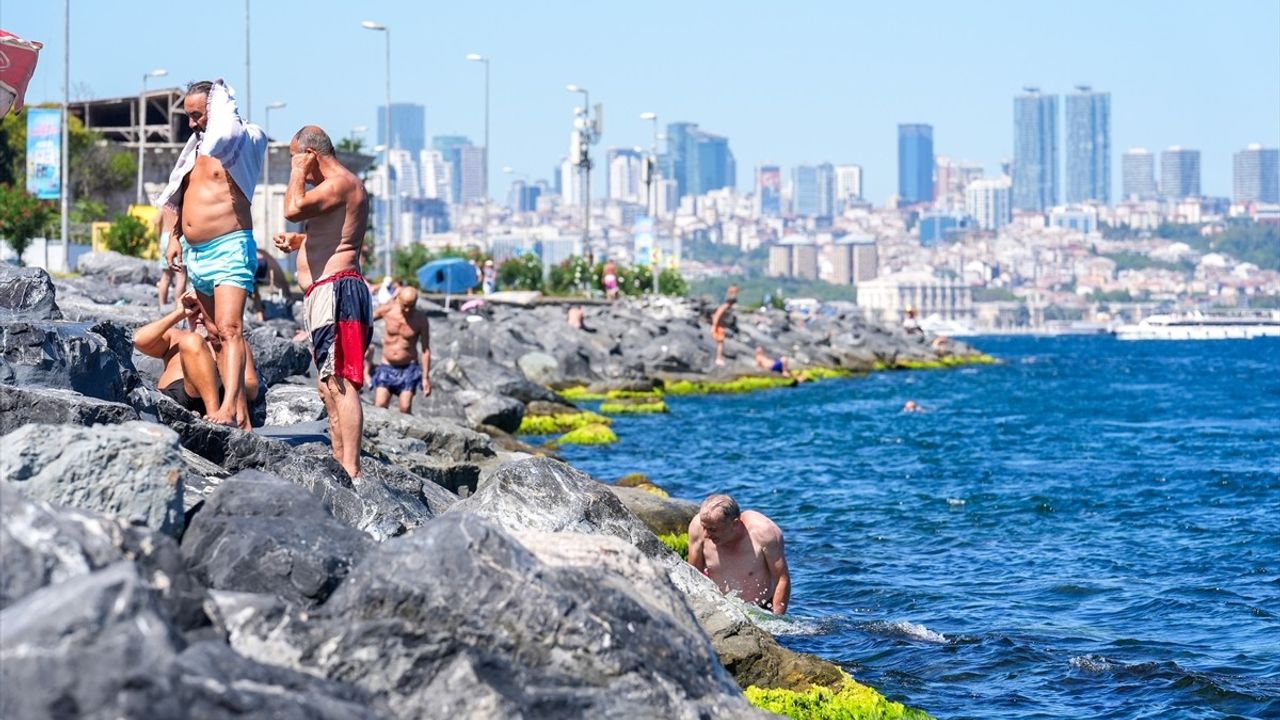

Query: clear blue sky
<box><xmin>6</xmin><ymin>0</ymin><xmax>1279</xmax><ymax>203</ymax></box>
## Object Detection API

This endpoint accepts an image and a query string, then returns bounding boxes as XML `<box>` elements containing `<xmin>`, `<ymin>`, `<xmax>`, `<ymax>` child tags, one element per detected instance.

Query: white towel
<box><xmin>154</xmin><ymin>78</ymin><xmax>267</xmax><ymax>211</ymax></box>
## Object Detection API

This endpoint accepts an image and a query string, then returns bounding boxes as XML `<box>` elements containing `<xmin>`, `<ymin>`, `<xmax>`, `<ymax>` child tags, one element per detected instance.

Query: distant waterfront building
<box><xmin>1065</xmin><ymin>86</ymin><xmax>1110</xmax><ymax>203</ymax></box>
<box><xmin>767</xmin><ymin>238</ymin><xmax>819</xmax><ymax>279</ymax></box>
<box><xmin>458</xmin><ymin>145</ymin><xmax>487</xmax><ymax>204</ymax></box>
<box><xmin>1160</xmin><ymin>146</ymin><xmax>1201</xmax><ymax>199</ymax></box>
<box><xmin>1121</xmin><ymin>148</ymin><xmax>1157</xmax><ymax>201</ymax></box>
<box><xmin>666</xmin><ymin>121</ymin><xmax>735</xmax><ymax>199</ymax></box>
<box><xmin>606</xmin><ymin>147</ymin><xmax>644</xmax><ymax>204</ymax></box>
<box><xmin>1013</xmin><ymin>88</ymin><xmax>1059</xmax><ymax>212</ymax></box>
<box><xmin>828</xmin><ymin>237</ymin><xmax>878</xmax><ymax>285</ymax></box>
<box><xmin>1233</xmin><ymin>144</ymin><xmax>1280</xmax><ymax>204</ymax></box>
<box><xmin>378</xmin><ymin>103</ymin><xmax>426</xmax><ymax>156</ymax></box>
<box><xmin>897</xmin><ymin>124</ymin><xmax>934</xmax><ymax>204</ymax></box>
<box><xmin>432</xmin><ymin>135</ymin><xmax>473</xmax><ymax>204</ymax></box>
<box><xmin>965</xmin><ymin>176</ymin><xmax>1013</xmax><ymax>230</ymax></box>
<box><xmin>792</xmin><ymin>165</ymin><xmax>820</xmax><ymax>217</ymax></box>
<box><xmin>834</xmin><ymin>164</ymin><xmax>863</xmax><ymax>211</ymax></box>
<box><xmin>757</xmin><ymin>165</ymin><xmax>782</xmax><ymax>216</ymax></box>
<box><xmin>856</xmin><ymin>270</ymin><xmax>973</xmax><ymax>325</ymax></box>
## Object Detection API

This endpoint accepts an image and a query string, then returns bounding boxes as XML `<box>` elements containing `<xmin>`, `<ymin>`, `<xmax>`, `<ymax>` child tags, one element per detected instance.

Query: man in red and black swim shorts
<box><xmin>274</xmin><ymin>124</ymin><xmax>372</xmax><ymax>477</ymax></box>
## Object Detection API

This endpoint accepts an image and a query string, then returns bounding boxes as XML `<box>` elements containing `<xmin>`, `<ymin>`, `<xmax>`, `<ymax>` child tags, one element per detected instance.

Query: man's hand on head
<box><xmin>290</xmin><ymin>150</ymin><xmax>318</xmax><ymax>177</ymax></box>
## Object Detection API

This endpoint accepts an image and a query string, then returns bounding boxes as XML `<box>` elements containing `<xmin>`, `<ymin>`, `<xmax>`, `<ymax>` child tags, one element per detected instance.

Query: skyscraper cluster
<box><xmin>1011</xmin><ymin>86</ymin><xmax>1111</xmax><ymax>211</ymax></box>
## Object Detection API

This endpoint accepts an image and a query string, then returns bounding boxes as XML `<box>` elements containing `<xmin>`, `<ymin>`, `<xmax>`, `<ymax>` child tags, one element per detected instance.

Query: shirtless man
<box><xmin>156</xmin><ymin>79</ymin><xmax>266</xmax><ymax>426</ymax></box>
<box><xmin>370</xmin><ymin>285</ymin><xmax>431</xmax><ymax>414</ymax></box>
<box><xmin>274</xmin><ymin>125</ymin><xmax>372</xmax><ymax>478</ymax></box>
<box><xmin>710</xmin><ymin>295</ymin><xmax>737</xmax><ymax>367</ymax></box>
<box><xmin>133</xmin><ymin>291</ymin><xmax>260</xmax><ymax>430</ymax></box>
<box><xmin>688</xmin><ymin>494</ymin><xmax>791</xmax><ymax>615</ymax></box>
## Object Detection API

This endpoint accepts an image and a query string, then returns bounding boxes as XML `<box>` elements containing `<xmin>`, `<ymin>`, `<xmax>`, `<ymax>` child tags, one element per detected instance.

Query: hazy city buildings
<box><xmin>965</xmin><ymin>176</ymin><xmax>1013</xmax><ymax>230</ymax></box>
<box><xmin>897</xmin><ymin>123</ymin><xmax>934</xmax><ymax>204</ymax></box>
<box><xmin>1233</xmin><ymin>144</ymin><xmax>1279</xmax><ymax>204</ymax></box>
<box><xmin>756</xmin><ymin>165</ymin><xmax>782</xmax><ymax>217</ymax></box>
<box><xmin>792</xmin><ymin>165</ymin><xmax>820</xmax><ymax>217</ymax></box>
<box><xmin>606</xmin><ymin>147</ymin><xmax>644</xmax><ymax>204</ymax></box>
<box><xmin>834</xmin><ymin>164</ymin><xmax>863</xmax><ymax>210</ymax></box>
<box><xmin>856</xmin><ymin>270</ymin><xmax>973</xmax><ymax>325</ymax></box>
<box><xmin>1160</xmin><ymin>146</ymin><xmax>1201</xmax><ymax>199</ymax></box>
<box><xmin>1013</xmin><ymin>88</ymin><xmax>1059</xmax><ymax>211</ymax></box>
<box><xmin>828</xmin><ymin>238</ymin><xmax>878</xmax><ymax>285</ymax></box>
<box><xmin>1065</xmin><ymin>86</ymin><xmax>1110</xmax><ymax>203</ymax></box>
<box><xmin>816</xmin><ymin>163</ymin><xmax>836</xmax><ymax>218</ymax></box>
<box><xmin>378</xmin><ymin>103</ymin><xmax>426</xmax><ymax>155</ymax></box>
<box><xmin>432</xmin><ymin>135</ymin><xmax>473</xmax><ymax>205</ymax></box>
<box><xmin>767</xmin><ymin>238</ymin><xmax>818</xmax><ymax>279</ymax></box>
<box><xmin>1121</xmin><ymin>148</ymin><xmax>1157</xmax><ymax>200</ymax></box>
<box><xmin>666</xmin><ymin>121</ymin><xmax>735</xmax><ymax>200</ymax></box>
<box><xmin>458</xmin><ymin>145</ymin><xmax>487</xmax><ymax>204</ymax></box>
<box><xmin>934</xmin><ymin>157</ymin><xmax>984</xmax><ymax>210</ymax></box>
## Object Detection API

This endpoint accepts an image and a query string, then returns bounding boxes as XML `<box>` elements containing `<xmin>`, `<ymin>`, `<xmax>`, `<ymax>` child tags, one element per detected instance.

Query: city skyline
<box><xmin>6</xmin><ymin>0</ymin><xmax>1278</xmax><ymax>203</ymax></box>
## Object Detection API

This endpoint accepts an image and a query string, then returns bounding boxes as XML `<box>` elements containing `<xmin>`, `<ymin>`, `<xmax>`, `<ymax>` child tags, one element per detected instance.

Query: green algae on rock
<box><xmin>554</xmin><ymin>423</ymin><xmax>619</xmax><ymax>446</ymax></box>
<box><xmin>517</xmin><ymin>411</ymin><xmax>612</xmax><ymax>435</ymax></box>
<box><xmin>745</xmin><ymin>673</ymin><xmax>933</xmax><ymax>720</ymax></box>
<box><xmin>599</xmin><ymin>399</ymin><xmax>669</xmax><ymax>415</ymax></box>
<box><xmin>874</xmin><ymin>353</ymin><xmax>997</xmax><ymax>371</ymax></box>
<box><xmin>794</xmin><ymin>367</ymin><xmax>857</xmax><ymax>382</ymax></box>
<box><xmin>605</xmin><ymin>388</ymin><xmax>665</xmax><ymax>399</ymax></box>
<box><xmin>664</xmin><ymin>376</ymin><xmax>797</xmax><ymax>396</ymax></box>
<box><xmin>658</xmin><ymin>531</ymin><xmax>689</xmax><ymax>560</ymax></box>
<box><xmin>558</xmin><ymin>386</ymin><xmax>607</xmax><ymax>401</ymax></box>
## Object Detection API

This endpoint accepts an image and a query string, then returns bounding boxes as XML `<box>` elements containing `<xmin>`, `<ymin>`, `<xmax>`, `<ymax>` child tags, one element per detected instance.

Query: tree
<box><xmin>658</xmin><ymin>267</ymin><xmax>688</xmax><ymax>296</ymax></box>
<box><xmin>335</xmin><ymin>137</ymin><xmax>366</xmax><ymax>154</ymax></box>
<box><xmin>102</xmin><ymin>213</ymin><xmax>152</xmax><ymax>257</ymax></box>
<box><xmin>392</xmin><ymin>243</ymin><xmax>433</xmax><ymax>286</ymax></box>
<box><xmin>548</xmin><ymin>256</ymin><xmax>597</xmax><ymax>296</ymax></box>
<box><xmin>497</xmin><ymin>253</ymin><xmax>543</xmax><ymax>292</ymax></box>
<box><xmin>0</xmin><ymin>184</ymin><xmax>56</xmax><ymax>264</ymax></box>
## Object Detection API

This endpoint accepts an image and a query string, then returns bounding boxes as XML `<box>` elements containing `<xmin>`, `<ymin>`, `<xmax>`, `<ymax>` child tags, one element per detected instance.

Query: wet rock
<box><xmin>457</xmin><ymin>389</ymin><xmax>525</xmax><ymax>433</ymax></box>
<box><xmin>265</xmin><ymin>382</ymin><xmax>327</xmax><ymax>426</ymax></box>
<box><xmin>0</xmin><ymin>263</ymin><xmax>60</xmax><ymax>320</ymax></box>
<box><xmin>1</xmin><ymin>421</ymin><xmax>186</xmax><ymax>537</ymax></box>
<box><xmin>609</xmin><ymin>485</ymin><xmax>701</xmax><ymax>537</ymax></box>
<box><xmin>75</xmin><ymin>250</ymin><xmax>163</xmax><ymax>285</ymax></box>
<box><xmin>181</xmin><ymin>470</ymin><xmax>372</xmax><ymax>606</ymax></box>
<box><xmin>362</xmin><ymin>404</ymin><xmax>495</xmax><ymax>462</ymax></box>
<box><xmin>0</xmin><ymin>385</ymin><xmax>138</xmax><ymax>435</ymax></box>
<box><xmin>0</xmin><ymin>320</ymin><xmax>129</xmax><ymax>402</ymax></box>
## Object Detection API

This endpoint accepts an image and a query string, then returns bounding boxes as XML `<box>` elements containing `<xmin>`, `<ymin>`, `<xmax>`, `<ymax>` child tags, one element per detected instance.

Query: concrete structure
<box><xmin>1122</xmin><ymin>148</ymin><xmax>1157</xmax><ymax>201</ymax></box>
<box><xmin>1065</xmin><ymin>86</ymin><xmax>1110</xmax><ymax>203</ymax></box>
<box><xmin>1233</xmin><ymin>144</ymin><xmax>1279</xmax><ymax>204</ymax></box>
<box><xmin>1160</xmin><ymin>146</ymin><xmax>1201</xmax><ymax>199</ymax></box>
<box><xmin>965</xmin><ymin>176</ymin><xmax>1013</xmax><ymax>230</ymax></box>
<box><xmin>1013</xmin><ymin>88</ymin><xmax>1059</xmax><ymax>212</ymax></box>
<box><xmin>897</xmin><ymin>124</ymin><xmax>934</xmax><ymax>204</ymax></box>
<box><xmin>856</xmin><ymin>270</ymin><xmax>973</xmax><ymax>325</ymax></box>
<box><xmin>767</xmin><ymin>238</ymin><xmax>819</xmax><ymax>280</ymax></box>
<box><xmin>827</xmin><ymin>237</ymin><xmax>878</xmax><ymax>285</ymax></box>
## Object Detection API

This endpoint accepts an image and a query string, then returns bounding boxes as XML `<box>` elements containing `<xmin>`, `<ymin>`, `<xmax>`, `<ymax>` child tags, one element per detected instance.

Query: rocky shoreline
<box><xmin>0</xmin><ymin>252</ymin><xmax>964</xmax><ymax>719</ymax></box>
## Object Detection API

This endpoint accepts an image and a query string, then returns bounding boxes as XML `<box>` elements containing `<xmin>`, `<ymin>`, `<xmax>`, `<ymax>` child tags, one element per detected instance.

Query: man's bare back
<box><xmin>275</xmin><ymin>137</ymin><xmax>366</xmax><ymax>290</ymax></box>
<box><xmin>688</xmin><ymin>496</ymin><xmax>791</xmax><ymax>614</ymax></box>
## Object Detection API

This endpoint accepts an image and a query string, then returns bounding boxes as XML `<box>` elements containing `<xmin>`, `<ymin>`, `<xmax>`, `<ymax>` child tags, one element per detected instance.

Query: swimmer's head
<box><xmin>699</xmin><ymin>494</ymin><xmax>742</xmax><ymax>544</ymax></box>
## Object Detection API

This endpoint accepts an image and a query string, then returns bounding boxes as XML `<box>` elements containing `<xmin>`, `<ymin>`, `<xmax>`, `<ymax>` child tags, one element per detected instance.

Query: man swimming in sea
<box><xmin>156</xmin><ymin>79</ymin><xmax>267</xmax><ymax>426</ymax></box>
<box><xmin>370</xmin><ymin>285</ymin><xmax>431</xmax><ymax>414</ymax></box>
<box><xmin>274</xmin><ymin>125</ymin><xmax>372</xmax><ymax>478</ymax></box>
<box><xmin>688</xmin><ymin>494</ymin><xmax>791</xmax><ymax>614</ymax></box>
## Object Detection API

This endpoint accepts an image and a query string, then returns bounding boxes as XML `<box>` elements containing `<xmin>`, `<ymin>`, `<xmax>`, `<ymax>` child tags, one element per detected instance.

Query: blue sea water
<box><xmin>555</xmin><ymin>336</ymin><xmax>1280</xmax><ymax>719</ymax></box>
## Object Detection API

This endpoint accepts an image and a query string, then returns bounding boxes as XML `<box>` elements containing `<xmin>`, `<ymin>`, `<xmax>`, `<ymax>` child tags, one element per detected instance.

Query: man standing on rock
<box><xmin>710</xmin><ymin>294</ymin><xmax>736</xmax><ymax>367</ymax></box>
<box><xmin>370</xmin><ymin>284</ymin><xmax>431</xmax><ymax>414</ymax></box>
<box><xmin>688</xmin><ymin>494</ymin><xmax>791</xmax><ymax>615</ymax></box>
<box><xmin>274</xmin><ymin>125</ymin><xmax>372</xmax><ymax>478</ymax></box>
<box><xmin>155</xmin><ymin>79</ymin><xmax>266</xmax><ymax>426</ymax></box>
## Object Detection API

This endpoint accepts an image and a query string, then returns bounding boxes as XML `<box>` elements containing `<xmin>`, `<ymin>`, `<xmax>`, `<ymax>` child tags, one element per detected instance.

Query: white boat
<box><xmin>1114</xmin><ymin>311</ymin><xmax>1280</xmax><ymax>340</ymax></box>
<box><xmin>919</xmin><ymin>314</ymin><xmax>979</xmax><ymax>337</ymax></box>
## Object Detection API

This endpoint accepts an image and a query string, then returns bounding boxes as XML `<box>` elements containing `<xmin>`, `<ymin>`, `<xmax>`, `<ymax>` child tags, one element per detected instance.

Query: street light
<box><xmin>362</xmin><ymin>19</ymin><xmax>393</xmax><ymax>279</ymax></box>
<box><xmin>640</xmin><ymin>111</ymin><xmax>660</xmax><ymax>293</ymax></box>
<box><xmin>466</xmin><ymin>53</ymin><xmax>490</xmax><ymax>248</ymax></box>
<box><xmin>262</xmin><ymin>101</ymin><xmax>286</xmax><ymax>247</ymax></box>
<box><xmin>136</xmin><ymin>68</ymin><xmax>168</xmax><ymax>205</ymax></box>
<box><xmin>566</xmin><ymin>84</ymin><xmax>594</xmax><ymax>266</ymax></box>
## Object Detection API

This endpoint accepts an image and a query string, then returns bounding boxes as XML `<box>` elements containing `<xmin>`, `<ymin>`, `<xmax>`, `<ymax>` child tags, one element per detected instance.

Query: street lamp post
<box><xmin>640</xmin><ymin>112</ymin><xmax>660</xmax><ymax>293</ymax></box>
<box><xmin>362</xmin><ymin>20</ymin><xmax>393</xmax><ymax>279</ymax></box>
<box><xmin>566</xmin><ymin>84</ymin><xmax>594</xmax><ymax>267</ymax></box>
<box><xmin>466</xmin><ymin>54</ymin><xmax>490</xmax><ymax>249</ymax></box>
<box><xmin>262</xmin><ymin>101</ymin><xmax>286</xmax><ymax>247</ymax></box>
<box><xmin>136</xmin><ymin>68</ymin><xmax>168</xmax><ymax>205</ymax></box>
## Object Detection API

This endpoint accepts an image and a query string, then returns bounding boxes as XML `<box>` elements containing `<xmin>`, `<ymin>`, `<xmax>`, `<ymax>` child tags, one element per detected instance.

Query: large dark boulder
<box><xmin>362</xmin><ymin>404</ymin><xmax>495</xmax><ymax>462</ymax></box>
<box><xmin>75</xmin><ymin>250</ymin><xmax>163</xmax><ymax>285</ymax></box>
<box><xmin>246</xmin><ymin>325</ymin><xmax>312</xmax><ymax>386</ymax></box>
<box><xmin>1</xmin><ymin>421</ymin><xmax>187</xmax><ymax>537</ymax></box>
<box><xmin>181</xmin><ymin>470</ymin><xmax>372</xmax><ymax>606</ymax></box>
<box><xmin>457</xmin><ymin>389</ymin><xmax>525</xmax><ymax>433</ymax></box>
<box><xmin>0</xmin><ymin>385</ymin><xmax>139</xmax><ymax>435</ymax></box>
<box><xmin>0</xmin><ymin>263</ymin><xmax>60</xmax><ymax>320</ymax></box>
<box><xmin>0</xmin><ymin>481</ymin><xmax>206</xmax><ymax>629</ymax></box>
<box><xmin>215</xmin><ymin>514</ymin><xmax>766</xmax><ymax>719</ymax></box>
<box><xmin>0</xmin><ymin>320</ymin><xmax>129</xmax><ymax>402</ymax></box>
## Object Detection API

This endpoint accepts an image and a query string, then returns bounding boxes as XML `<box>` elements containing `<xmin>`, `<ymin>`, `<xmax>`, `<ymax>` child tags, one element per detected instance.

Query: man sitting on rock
<box><xmin>688</xmin><ymin>494</ymin><xmax>791</xmax><ymax>615</ymax></box>
<box><xmin>133</xmin><ymin>291</ymin><xmax>261</xmax><ymax>430</ymax></box>
<box><xmin>369</xmin><ymin>285</ymin><xmax>431</xmax><ymax>414</ymax></box>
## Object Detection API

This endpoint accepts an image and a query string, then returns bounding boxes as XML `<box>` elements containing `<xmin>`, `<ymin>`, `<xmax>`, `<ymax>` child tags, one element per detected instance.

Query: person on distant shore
<box><xmin>710</xmin><ymin>291</ymin><xmax>738</xmax><ymax>367</ymax></box>
<box><xmin>903</xmin><ymin>307</ymin><xmax>922</xmax><ymax>335</ymax></box>
<box><xmin>274</xmin><ymin>125</ymin><xmax>372</xmax><ymax>478</ymax></box>
<box><xmin>754</xmin><ymin>345</ymin><xmax>793</xmax><ymax>378</ymax></box>
<box><xmin>370</xmin><ymin>285</ymin><xmax>431</xmax><ymax>414</ymax></box>
<box><xmin>688</xmin><ymin>494</ymin><xmax>790</xmax><ymax>615</ymax></box>
<box><xmin>567</xmin><ymin>304</ymin><xmax>585</xmax><ymax>330</ymax></box>
<box><xmin>602</xmin><ymin>259</ymin><xmax>619</xmax><ymax>301</ymax></box>
<box><xmin>155</xmin><ymin>79</ymin><xmax>266</xmax><ymax>426</ymax></box>
<box><xmin>133</xmin><ymin>290</ymin><xmax>260</xmax><ymax>430</ymax></box>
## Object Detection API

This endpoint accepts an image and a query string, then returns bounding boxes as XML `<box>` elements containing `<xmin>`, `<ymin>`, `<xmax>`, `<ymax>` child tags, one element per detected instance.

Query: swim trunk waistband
<box><xmin>305</xmin><ymin>268</ymin><xmax>366</xmax><ymax>298</ymax></box>
<box><xmin>304</xmin><ymin>271</ymin><xmax>372</xmax><ymax>387</ymax></box>
<box><xmin>181</xmin><ymin>229</ymin><xmax>257</xmax><ymax>296</ymax></box>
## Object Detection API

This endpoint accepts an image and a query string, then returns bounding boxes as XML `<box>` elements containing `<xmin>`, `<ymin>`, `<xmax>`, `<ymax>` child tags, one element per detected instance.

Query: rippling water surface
<box><xmin>557</xmin><ymin>336</ymin><xmax>1280</xmax><ymax>719</ymax></box>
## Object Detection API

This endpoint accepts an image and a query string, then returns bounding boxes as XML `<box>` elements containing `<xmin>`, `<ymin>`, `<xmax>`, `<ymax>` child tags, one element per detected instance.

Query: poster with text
<box><xmin>26</xmin><ymin>107</ymin><xmax>60</xmax><ymax>200</ymax></box>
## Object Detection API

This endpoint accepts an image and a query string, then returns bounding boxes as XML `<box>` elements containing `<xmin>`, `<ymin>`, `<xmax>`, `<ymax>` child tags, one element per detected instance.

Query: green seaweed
<box><xmin>664</xmin><ymin>376</ymin><xmax>796</xmax><ymax>396</ymax></box>
<box><xmin>745</xmin><ymin>674</ymin><xmax>932</xmax><ymax>720</ymax></box>
<box><xmin>604</xmin><ymin>389</ymin><xmax>665</xmax><ymax>399</ymax></box>
<box><xmin>554</xmin><ymin>423</ymin><xmax>618</xmax><ymax>445</ymax></box>
<box><xmin>875</xmin><ymin>354</ymin><xmax>997</xmax><ymax>371</ymax></box>
<box><xmin>658</xmin><ymin>532</ymin><xmax>688</xmax><ymax>560</ymax></box>
<box><xmin>558</xmin><ymin>386</ymin><xmax>608</xmax><ymax>401</ymax></box>
<box><xmin>517</xmin><ymin>411</ymin><xmax>611</xmax><ymax>435</ymax></box>
<box><xmin>599</xmin><ymin>400</ymin><xmax>669</xmax><ymax>415</ymax></box>
<box><xmin>794</xmin><ymin>367</ymin><xmax>856</xmax><ymax>382</ymax></box>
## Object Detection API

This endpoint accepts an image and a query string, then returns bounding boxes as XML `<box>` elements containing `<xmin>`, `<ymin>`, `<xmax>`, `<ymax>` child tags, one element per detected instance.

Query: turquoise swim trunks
<box><xmin>181</xmin><ymin>229</ymin><xmax>258</xmax><ymax>296</ymax></box>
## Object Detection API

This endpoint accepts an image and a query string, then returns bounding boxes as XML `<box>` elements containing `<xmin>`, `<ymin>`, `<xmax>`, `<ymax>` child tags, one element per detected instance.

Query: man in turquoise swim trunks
<box><xmin>155</xmin><ymin>78</ymin><xmax>267</xmax><ymax>426</ymax></box>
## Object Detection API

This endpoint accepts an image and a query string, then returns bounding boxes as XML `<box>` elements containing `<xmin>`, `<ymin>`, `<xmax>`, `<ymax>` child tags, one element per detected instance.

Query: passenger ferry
<box><xmin>1114</xmin><ymin>311</ymin><xmax>1280</xmax><ymax>340</ymax></box>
